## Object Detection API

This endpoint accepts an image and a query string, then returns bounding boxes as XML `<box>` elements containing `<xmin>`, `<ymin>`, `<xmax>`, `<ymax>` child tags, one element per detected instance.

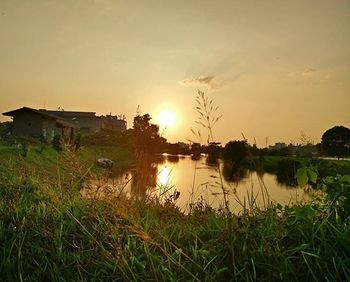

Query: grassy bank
<box><xmin>0</xmin><ymin>146</ymin><xmax>350</xmax><ymax>280</ymax></box>
<box><xmin>243</xmin><ymin>155</ymin><xmax>350</xmax><ymax>182</ymax></box>
<box><xmin>0</xmin><ymin>144</ymin><xmax>134</xmax><ymax>175</ymax></box>
<box><xmin>245</xmin><ymin>156</ymin><xmax>350</xmax><ymax>171</ymax></box>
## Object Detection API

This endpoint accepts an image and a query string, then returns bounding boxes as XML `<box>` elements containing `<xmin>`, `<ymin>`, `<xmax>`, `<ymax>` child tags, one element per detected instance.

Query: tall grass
<box><xmin>191</xmin><ymin>90</ymin><xmax>230</xmax><ymax>212</ymax></box>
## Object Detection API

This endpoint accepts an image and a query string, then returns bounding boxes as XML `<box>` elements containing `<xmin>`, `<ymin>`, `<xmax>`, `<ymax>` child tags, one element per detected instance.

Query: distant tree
<box><xmin>207</xmin><ymin>142</ymin><xmax>221</xmax><ymax>164</ymax></box>
<box><xmin>223</xmin><ymin>140</ymin><xmax>249</xmax><ymax>164</ymax></box>
<box><xmin>321</xmin><ymin>126</ymin><xmax>350</xmax><ymax>160</ymax></box>
<box><xmin>0</xmin><ymin>121</ymin><xmax>12</xmax><ymax>138</ymax></box>
<box><xmin>133</xmin><ymin>114</ymin><xmax>165</xmax><ymax>155</ymax></box>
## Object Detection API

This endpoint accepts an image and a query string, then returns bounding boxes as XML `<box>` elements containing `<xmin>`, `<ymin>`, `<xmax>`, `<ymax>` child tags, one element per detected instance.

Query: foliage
<box><xmin>321</xmin><ymin>125</ymin><xmax>350</xmax><ymax>159</ymax></box>
<box><xmin>133</xmin><ymin>114</ymin><xmax>166</xmax><ymax>155</ymax></box>
<box><xmin>296</xmin><ymin>165</ymin><xmax>350</xmax><ymax>219</ymax></box>
<box><xmin>0</xmin><ymin>121</ymin><xmax>12</xmax><ymax>139</ymax></box>
<box><xmin>52</xmin><ymin>134</ymin><xmax>62</xmax><ymax>151</ymax></box>
<box><xmin>192</xmin><ymin>90</ymin><xmax>222</xmax><ymax>143</ymax></box>
<box><xmin>223</xmin><ymin>140</ymin><xmax>249</xmax><ymax>164</ymax></box>
<box><xmin>73</xmin><ymin>132</ymin><xmax>82</xmax><ymax>151</ymax></box>
<box><xmin>319</xmin><ymin>175</ymin><xmax>350</xmax><ymax>219</ymax></box>
<box><xmin>81</xmin><ymin>129</ymin><xmax>125</xmax><ymax>146</ymax></box>
<box><xmin>295</xmin><ymin>166</ymin><xmax>317</xmax><ymax>187</ymax></box>
<box><xmin>207</xmin><ymin>142</ymin><xmax>222</xmax><ymax>163</ymax></box>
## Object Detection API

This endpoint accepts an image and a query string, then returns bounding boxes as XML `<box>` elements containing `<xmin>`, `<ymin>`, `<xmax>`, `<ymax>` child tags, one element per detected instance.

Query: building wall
<box><xmin>46</xmin><ymin>111</ymin><xmax>101</xmax><ymax>135</ymax></box>
<box><xmin>42</xmin><ymin>119</ymin><xmax>60</xmax><ymax>141</ymax></box>
<box><xmin>12</xmin><ymin>112</ymin><xmax>43</xmax><ymax>137</ymax></box>
<box><xmin>73</xmin><ymin>117</ymin><xmax>101</xmax><ymax>135</ymax></box>
<box><xmin>101</xmin><ymin>118</ymin><xmax>126</xmax><ymax>132</ymax></box>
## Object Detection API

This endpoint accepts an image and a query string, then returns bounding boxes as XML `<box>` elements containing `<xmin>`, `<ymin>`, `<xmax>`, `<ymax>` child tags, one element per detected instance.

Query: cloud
<box><xmin>288</xmin><ymin>67</ymin><xmax>317</xmax><ymax>78</ymax></box>
<box><xmin>302</xmin><ymin>68</ymin><xmax>317</xmax><ymax>76</ymax></box>
<box><xmin>179</xmin><ymin>76</ymin><xmax>220</xmax><ymax>89</ymax></box>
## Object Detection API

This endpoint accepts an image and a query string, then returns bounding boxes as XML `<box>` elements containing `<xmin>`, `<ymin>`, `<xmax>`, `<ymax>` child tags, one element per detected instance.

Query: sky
<box><xmin>0</xmin><ymin>0</ymin><xmax>349</xmax><ymax>146</ymax></box>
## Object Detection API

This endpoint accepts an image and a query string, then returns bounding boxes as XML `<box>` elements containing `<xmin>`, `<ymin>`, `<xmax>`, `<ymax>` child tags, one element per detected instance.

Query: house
<box><xmin>41</xmin><ymin>109</ymin><xmax>102</xmax><ymax>135</ymax></box>
<box><xmin>2</xmin><ymin>107</ymin><xmax>127</xmax><ymax>141</ymax></box>
<box><xmin>2</xmin><ymin>107</ymin><xmax>76</xmax><ymax>141</ymax></box>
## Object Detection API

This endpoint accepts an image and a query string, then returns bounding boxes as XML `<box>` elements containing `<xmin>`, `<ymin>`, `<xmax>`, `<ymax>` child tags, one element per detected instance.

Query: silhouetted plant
<box><xmin>193</xmin><ymin>90</ymin><xmax>223</xmax><ymax>143</ymax></box>
<box><xmin>0</xmin><ymin>121</ymin><xmax>12</xmax><ymax>139</ymax></box>
<box><xmin>191</xmin><ymin>90</ymin><xmax>228</xmax><ymax>211</ymax></box>
<box><xmin>321</xmin><ymin>125</ymin><xmax>350</xmax><ymax>159</ymax></box>
<box><xmin>133</xmin><ymin>113</ymin><xmax>166</xmax><ymax>156</ymax></box>
<box><xmin>52</xmin><ymin>134</ymin><xmax>62</xmax><ymax>151</ymax></box>
<box><xmin>73</xmin><ymin>132</ymin><xmax>82</xmax><ymax>151</ymax></box>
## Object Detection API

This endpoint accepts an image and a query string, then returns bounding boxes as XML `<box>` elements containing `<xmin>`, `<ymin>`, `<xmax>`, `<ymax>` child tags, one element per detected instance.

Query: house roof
<box><xmin>44</xmin><ymin>110</ymin><xmax>96</xmax><ymax>117</ymax></box>
<box><xmin>3</xmin><ymin>107</ymin><xmax>55</xmax><ymax>118</ymax></box>
<box><xmin>2</xmin><ymin>107</ymin><xmax>76</xmax><ymax>128</ymax></box>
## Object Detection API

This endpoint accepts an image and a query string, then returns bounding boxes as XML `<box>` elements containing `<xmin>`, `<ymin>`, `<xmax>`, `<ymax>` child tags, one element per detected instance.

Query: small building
<box><xmin>268</xmin><ymin>142</ymin><xmax>287</xmax><ymax>150</ymax></box>
<box><xmin>42</xmin><ymin>110</ymin><xmax>102</xmax><ymax>135</ymax></box>
<box><xmin>2</xmin><ymin>107</ymin><xmax>127</xmax><ymax>141</ymax></box>
<box><xmin>2</xmin><ymin>107</ymin><xmax>75</xmax><ymax>141</ymax></box>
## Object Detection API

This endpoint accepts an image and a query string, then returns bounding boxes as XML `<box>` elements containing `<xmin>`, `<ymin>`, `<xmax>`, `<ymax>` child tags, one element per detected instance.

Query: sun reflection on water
<box><xmin>158</xmin><ymin>166</ymin><xmax>172</xmax><ymax>187</ymax></box>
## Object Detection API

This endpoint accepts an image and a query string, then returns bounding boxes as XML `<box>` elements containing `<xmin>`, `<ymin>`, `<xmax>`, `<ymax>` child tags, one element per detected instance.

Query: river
<box><xmin>85</xmin><ymin>154</ymin><xmax>309</xmax><ymax>214</ymax></box>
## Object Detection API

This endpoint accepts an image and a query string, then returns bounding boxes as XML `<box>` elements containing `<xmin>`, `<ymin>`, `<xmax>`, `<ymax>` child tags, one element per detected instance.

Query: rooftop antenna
<box><xmin>136</xmin><ymin>105</ymin><xmax>141</xmax><ymax>116</ymax></box>
<box><xmin>253</xmin><ymin>137</ymin><xmax>257</xmax><ymax>146</ymax></box>
<box><xmin>265</xmin><ymin>136</ymin><xmax>269</xmax><ymax>148</ymax></box>
<box><xmin>241</xmin><ymin>132</ymin><xmax>247</xmax><ymax>142</ymax></box>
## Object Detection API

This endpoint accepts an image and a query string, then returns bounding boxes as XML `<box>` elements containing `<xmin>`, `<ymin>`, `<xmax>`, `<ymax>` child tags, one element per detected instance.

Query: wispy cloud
<box><xmin>302</xmin><ymin>68</ymin><xmax>317</xmax><ymax>76</ymax></box>
<box><xmin>179</xmin><ymin>76</ymin><xmax>221</xmax><ymax>89</ymax></box>
<box><xmin>288</xmin><ymin>67</ymin><xmax>317</xmax><ymax>78</ymax></box>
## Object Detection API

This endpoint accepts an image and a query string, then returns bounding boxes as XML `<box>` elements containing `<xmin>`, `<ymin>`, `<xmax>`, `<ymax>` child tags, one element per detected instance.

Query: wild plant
<box><xmin>190</xmin><ymin>90</ymin><xmax>229</xmax><ymax>212</ymax></box>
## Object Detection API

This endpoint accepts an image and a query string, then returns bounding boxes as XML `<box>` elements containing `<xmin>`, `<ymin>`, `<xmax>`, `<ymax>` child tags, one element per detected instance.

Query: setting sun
<box><xmin>157</xmin><ymin>110</ymin><xmax>176</xmax><ymax>128</ymax></box>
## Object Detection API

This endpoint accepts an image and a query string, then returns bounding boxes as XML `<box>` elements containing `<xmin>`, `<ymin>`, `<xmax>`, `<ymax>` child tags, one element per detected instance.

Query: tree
<box><xmin>0</xmin><ymin>121</ymin><xmax>12</xmax><ymax>139</ymax></box>
<box><xmin>321</xmin><ymin>126</ymin><xmax>350</xmax><ymax>160</ymax></box>
<box><xmin>223</xmin><ymin>140</ymin><xmax>249</xmax><ymax>164</ymax></box>
<box><xmin>133</xmin><ymin>114</ymin><xmax>166</xmax><ymax>155</ymax></box>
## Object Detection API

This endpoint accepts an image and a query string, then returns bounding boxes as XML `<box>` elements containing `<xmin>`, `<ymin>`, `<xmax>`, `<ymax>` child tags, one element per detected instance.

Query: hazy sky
<box><xmin>0</xmin><ymin>0</ymin><xmax>349</xmax><ymax>146</ymax></box>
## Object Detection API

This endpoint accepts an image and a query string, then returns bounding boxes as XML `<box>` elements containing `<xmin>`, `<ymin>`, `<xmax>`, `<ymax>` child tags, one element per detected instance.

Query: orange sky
<box><xmin>0</xmin><ymin>0</ymin><xmax>349</xmax><ymax>146</ymax></box>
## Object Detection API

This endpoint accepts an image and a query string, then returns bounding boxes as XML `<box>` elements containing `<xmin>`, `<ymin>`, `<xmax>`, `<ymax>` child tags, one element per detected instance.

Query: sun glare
<box><xmin>157</xmin><ymin>110</ymin><xmax>176</xmax><ymax>128</ymax></box>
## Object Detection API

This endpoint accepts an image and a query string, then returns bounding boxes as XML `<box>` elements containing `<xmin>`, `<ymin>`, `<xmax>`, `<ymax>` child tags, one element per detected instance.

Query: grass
<box><xmin>0</xmin><ymin>144</ymin><xmax>350</xmax><ymax>281</ymax></box>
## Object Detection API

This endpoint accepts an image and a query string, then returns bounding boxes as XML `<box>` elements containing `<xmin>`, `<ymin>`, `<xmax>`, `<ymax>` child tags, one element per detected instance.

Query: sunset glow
<box><xmin>0</xmin><ymin>0</ymin><xmax>349</xmax><ymax>146</ymax></box>
<box><xmin>157</xmin><ymin>110</ymin><xmax>176</xmax><ymax>128</ymax></box>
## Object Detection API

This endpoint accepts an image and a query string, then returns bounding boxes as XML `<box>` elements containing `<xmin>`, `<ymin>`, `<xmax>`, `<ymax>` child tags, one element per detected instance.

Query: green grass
<box><xmin>0</xmin><ymin>145</ymin><xmax>350</xmax><ymax>281</ymax></box>
<box><xmin>79</xmin><ymin>145</ymin><xmax>134</xmax><ymax>167</ymax></box>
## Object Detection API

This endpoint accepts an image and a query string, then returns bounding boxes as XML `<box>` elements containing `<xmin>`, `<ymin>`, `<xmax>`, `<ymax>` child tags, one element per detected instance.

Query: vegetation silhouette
<box><xmin>321</xmin><ymin>125</ymin><xmax>350</xmax><ymax>160</ymax></box>
<box><xmin>133</xmin><ymin>113</ymin><xmax>166</xmax><ymax>157</ymax></box>
<box><xmin>223</xmin><ymin>140</ymin><xmax>249</xmax><ymax>165</ymax></box>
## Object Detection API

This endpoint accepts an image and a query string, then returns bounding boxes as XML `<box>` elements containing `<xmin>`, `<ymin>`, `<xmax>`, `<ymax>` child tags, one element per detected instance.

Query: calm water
<box><xmin>87</xmin><ymin>154</ymin><xmax>309</xmax><ymax>214</ymax></box>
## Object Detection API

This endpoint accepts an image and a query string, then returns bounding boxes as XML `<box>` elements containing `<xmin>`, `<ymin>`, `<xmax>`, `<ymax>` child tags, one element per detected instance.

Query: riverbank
<box><xmin>0</xmin><ymin>145</ymin><xmax>349</xmax><ymax>280</ymax></box>
<box><xmin>0</xmin><ymin>144</ymin><xmax>134</xmax><ymax>174</ymax></box>
<box><xmin>243</xmin><ymin>155</ymin><xmax>350</xmax><ymax>179</ymax></box>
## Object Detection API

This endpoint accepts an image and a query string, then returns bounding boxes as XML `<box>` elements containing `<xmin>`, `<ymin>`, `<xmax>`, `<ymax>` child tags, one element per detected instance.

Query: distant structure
<box><xmin>2</xmin><ymin>107</ymin><xmax>126</xmax><ymax>141</ymax></box>
<box><xmin>268</xmin><ymin>142</ymin><xmax>287</xmax><ymax>150</ymax></box>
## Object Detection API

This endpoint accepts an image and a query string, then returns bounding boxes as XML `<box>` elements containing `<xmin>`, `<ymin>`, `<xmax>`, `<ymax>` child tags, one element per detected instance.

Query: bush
<box><xmin>223</xmin><ymin>140</ymin><xmax>249</xmax><ymax>164</ymax></box>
